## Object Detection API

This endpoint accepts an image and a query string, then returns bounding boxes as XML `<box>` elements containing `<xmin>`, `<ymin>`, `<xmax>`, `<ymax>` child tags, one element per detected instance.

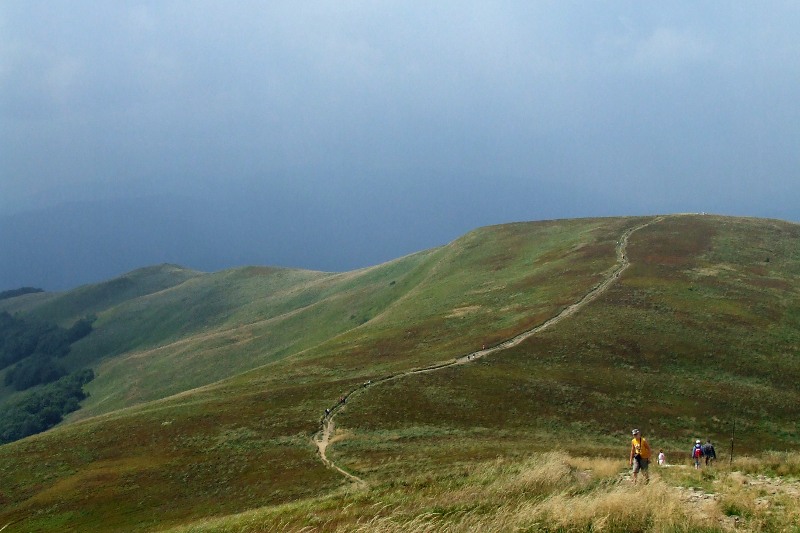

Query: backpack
<box><xmin>693</xmin><ymin>446</ymin><xmax>702</xmax><ymax>458</ymax></box>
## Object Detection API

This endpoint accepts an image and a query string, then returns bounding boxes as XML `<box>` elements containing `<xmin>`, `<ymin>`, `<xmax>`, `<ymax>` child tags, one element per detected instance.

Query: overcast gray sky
<box><xmin>2</xmin><ymin>2</ymin><xmax>799</xmax><ymax>288</ymax></box>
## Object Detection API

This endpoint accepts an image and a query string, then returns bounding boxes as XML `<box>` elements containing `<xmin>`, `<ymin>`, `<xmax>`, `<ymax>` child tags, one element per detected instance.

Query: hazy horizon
<box><xmin>3</xmin><ymin>2</ymin><xmax>799</xmax><ymax>289</ymax></box>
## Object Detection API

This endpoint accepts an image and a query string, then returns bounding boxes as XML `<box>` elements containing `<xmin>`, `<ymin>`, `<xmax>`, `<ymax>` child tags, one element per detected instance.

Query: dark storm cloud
<box><xmin>2</xmin><ymin>2</ymin><xmax>799</xmax><ymax>288</ymax></box>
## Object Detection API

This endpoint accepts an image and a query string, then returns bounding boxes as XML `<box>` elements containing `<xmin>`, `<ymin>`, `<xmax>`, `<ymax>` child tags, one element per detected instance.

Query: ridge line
<box><xmin>313</xmin><ymin>216</ymin><xmax>664</xmax><ymax>485</ymax></box>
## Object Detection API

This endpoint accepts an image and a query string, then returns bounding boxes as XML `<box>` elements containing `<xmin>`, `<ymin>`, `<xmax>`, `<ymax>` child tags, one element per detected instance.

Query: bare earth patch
<box><xmin>447</xmin><ymin>305</ymin><xmax>482</xmax><ymax>318</ymax></box>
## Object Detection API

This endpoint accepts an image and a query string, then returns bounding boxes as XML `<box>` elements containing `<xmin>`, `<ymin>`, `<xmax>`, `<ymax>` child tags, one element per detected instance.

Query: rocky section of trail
<box><xmin>674</xmin><ymin>470</ymin><xmax>800</xmax><ymax>531</ymax></box>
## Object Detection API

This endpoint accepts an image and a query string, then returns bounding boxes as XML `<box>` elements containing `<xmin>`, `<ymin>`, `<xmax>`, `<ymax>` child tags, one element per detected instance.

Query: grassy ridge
<box><xmin>69</xmin><ymin>250</ymin><xmax>440</xmax><ymax>418</ymax></box>
<box><xmin>290</xmin><ymin>218</ymin><xmax>632</xmax><ymax>376</ymax></box>
<box><xmin>9</xmin><ymin>264</ymin><xmax>202</xmax><ymax>327</ymax></box>
<box><xmin>0</xmin><ymin>215</ymin><xmax>798</xmax><ymax>531</ymax></box>
<box><xmin>332</xmin><ymin>215</ymin><xmax>800</xmax><ymax>484</ymax></box>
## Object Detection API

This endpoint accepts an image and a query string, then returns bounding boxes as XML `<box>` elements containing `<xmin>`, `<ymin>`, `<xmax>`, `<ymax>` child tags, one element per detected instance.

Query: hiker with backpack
<box><xmin>691</xmin><ymin>439</ymin><xmax>704</xmax><ymax>469</ymax></box>
<box><xmin>629</xmin><ymin>429</ymin><xmax>651</xmax><ymax>484</ymax></box>
<box><xmin>703</xmin><ymin>440</ymin><xmax>716</xmax><ymax>466</ymax></box>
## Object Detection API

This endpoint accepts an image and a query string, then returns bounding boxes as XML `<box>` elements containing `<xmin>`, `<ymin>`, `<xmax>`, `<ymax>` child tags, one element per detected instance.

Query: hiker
<box><xmin>703</xmin><ymin>440</ymin><xmax>716</xmax><ymax>466</ymax></box>
<box><xmin>658</xmin><ymin>449</ymin><xmax>666</xmax><ymax>466</ymax></box>
<box><xmin>629</xmin><ymin>429</ymin><xmax>651</xmax><ymax>484</ymax></box>
<box><xmin>691</xmin><ymin>439</ymin><xmax>704</xmax><ymax>469</ymax></box>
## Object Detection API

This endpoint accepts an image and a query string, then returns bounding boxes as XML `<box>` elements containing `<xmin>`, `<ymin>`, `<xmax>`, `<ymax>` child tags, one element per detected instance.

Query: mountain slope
<box><xmin>0</xmin><ymin>215</ymin><xmax>798</xmax><ymax>532</ymax></box>
<box><xmin>0</xmin><ymin>264</ymin><xmax>202</xmax><ymax>327</ymax></box>
<box><xmin>70</xmin><ymin>252</ymin><xmax>439</xmax><ymax>417</ymax></box>
<box><xmin>332</xmin><ymin>215</ymin><xmax>800</xmax><ymax>482</ymax></box>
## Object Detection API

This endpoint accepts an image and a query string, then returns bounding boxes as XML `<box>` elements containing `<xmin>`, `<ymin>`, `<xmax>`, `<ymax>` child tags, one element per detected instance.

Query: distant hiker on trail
<box><xmin>703</xmin><ymin>440</ymin><xmax>716</xmax><ymax>466</ymax></box>
<box><xmin>658</xmin><ymin>449</ymin><xmax>666</xmax><ymax>466</ymax></box>
<box><xmin>629</xmin><ymin>429</ymin><xmax>651</xmax><ymax>484</ymax></box>
<box><xmin>691</xmin><ymin>439</ymin><xmax>704</xmax><ymax>469</ymax></box>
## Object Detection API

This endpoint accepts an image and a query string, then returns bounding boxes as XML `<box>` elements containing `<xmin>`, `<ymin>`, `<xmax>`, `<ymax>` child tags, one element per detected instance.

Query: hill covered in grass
<box><xmin>0</xmin><ymin>214</ymin><xmax>798</xmax><ymax>531</ymax></box>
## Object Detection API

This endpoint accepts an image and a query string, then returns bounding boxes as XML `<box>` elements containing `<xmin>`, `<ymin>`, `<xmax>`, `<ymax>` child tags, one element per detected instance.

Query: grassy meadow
<box><xmin>1</xmin><ymin>214</ymin><xmax>799</xmax><ymax>531</ymax></box>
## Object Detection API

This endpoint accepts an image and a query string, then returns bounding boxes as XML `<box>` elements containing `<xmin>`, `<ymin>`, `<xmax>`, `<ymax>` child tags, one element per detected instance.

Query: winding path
<box><xmin>313</xmin><ymin>217</ymin><xmax>663</xmax><ymax>485</ymax></box>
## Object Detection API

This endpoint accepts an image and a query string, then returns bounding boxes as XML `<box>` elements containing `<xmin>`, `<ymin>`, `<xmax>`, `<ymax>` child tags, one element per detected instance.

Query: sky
<box><xmin>2</xmin><ymin>1</ymin><xmax>800</xmax><ymax>289</ymax></box>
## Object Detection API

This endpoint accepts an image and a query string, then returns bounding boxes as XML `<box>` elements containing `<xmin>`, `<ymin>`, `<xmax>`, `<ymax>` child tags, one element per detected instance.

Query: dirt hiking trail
<box><xmin>314</xmin><ymin>217</ymin><xmax>664</xmax><ymax>484</ymax></box>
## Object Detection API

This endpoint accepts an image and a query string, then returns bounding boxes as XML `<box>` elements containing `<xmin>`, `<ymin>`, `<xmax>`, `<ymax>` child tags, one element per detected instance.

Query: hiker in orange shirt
<box><xmin>629</xmin><ymin>428</ymin><xmax>651</xmax><ymax>484</ymax></box>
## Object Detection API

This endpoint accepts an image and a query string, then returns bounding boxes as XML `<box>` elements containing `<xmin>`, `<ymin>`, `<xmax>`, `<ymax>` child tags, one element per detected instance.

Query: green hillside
<box><xmin>0</xmin><ymin>264</ymin><xmax>202</xmax><ymax>328</ymax></box>
<box><xmin>333</xmin><ymin>216</ymin><xmax>800</xmax><ymax>482</ymax></box>
<box><xmin>0</xmin><ymin>215</ymin><xmax>798</xmax><ymax>532</ymax></box>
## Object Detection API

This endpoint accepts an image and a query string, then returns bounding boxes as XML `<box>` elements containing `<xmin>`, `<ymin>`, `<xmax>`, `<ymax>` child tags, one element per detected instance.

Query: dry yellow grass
<box><xmin>160</xmin><ymin>452</ymin><xmax>800</xmax><ymax>532</ymax></box>
<box><xmin>341</xmin><ymin>454</ymin><xmax>714</xmax><ymax>533</ymax></box>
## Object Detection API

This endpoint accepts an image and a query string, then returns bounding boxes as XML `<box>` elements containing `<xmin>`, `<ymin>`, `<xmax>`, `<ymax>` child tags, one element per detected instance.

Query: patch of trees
<box><xmin>4</xmin><ymin>355</ymin><xmax>67</xmax><ymax>391</ymax></box>
<box><xmin>0</xmin><ymin>313</ymin><xmax>98</xmax><ymax>443</ymax></box>
<box><xmin>0</xmin><ymin>312</ymin><xmax>95</xmax><ymax>390</ymax></box>
<box><xmin>0</xmin><ymin>369</ymin><xmax>94</xmax><ymax>444</ymax></box>
<box><xmin>0</xmin><ymin>287</ymin><xmax>44</xmax><ymax>301</ymax></box>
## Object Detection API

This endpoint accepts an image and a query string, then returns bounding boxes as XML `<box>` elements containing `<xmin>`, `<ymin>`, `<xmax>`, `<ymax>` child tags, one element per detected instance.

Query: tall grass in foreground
<box><xmin>161</xmin><ymin>452</ymin><xmax>800</xmax><ymax>532</ymax></box>
<box><xmin>344</xmin><ymin>453</ymin><xmax>709</xmax><ymax>533</ymax></box>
